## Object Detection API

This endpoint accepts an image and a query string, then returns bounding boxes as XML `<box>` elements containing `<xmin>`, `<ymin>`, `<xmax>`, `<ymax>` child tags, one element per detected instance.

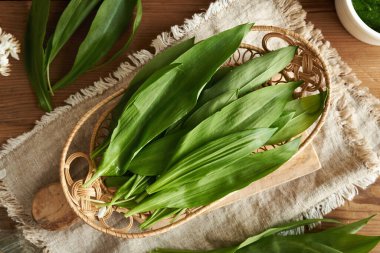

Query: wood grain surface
<box><xmin>0</xmin><ymin>0</ymin><xmax>379</xmax><ymax>251</ymax></box>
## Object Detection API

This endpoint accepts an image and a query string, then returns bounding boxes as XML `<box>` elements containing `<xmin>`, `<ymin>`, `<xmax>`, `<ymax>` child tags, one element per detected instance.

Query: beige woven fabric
<box><xmin>1</xmin><ymin>0</ymin><xmax>379</xmax><ymax>252</ymax></box>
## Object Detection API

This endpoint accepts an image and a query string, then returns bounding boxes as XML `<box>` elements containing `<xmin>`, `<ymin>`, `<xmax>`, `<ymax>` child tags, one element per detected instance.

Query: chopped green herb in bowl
<box><xmin>352</xmin><ymin>0</ymin><xmax>380</xmax><ymax>33</ymax></box>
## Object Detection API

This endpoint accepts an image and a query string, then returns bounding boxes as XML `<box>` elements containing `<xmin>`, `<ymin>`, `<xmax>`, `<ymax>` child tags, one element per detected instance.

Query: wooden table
<box><xmin>0</xmin><ymin>0</ymin><xmax>379</xmax><ymax>251</ymax></box>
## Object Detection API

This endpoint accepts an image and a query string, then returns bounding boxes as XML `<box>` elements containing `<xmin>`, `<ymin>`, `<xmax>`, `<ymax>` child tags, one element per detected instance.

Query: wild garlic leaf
<box><xmin>147</xmin><ymin>128</ymin><xmax>276</xmax><ymax>194</ymax></box>
<box><xmin>171</xmin><ymin>46</ymin><xmax>297</xmax><ymax>132</ymax></box>
<box><xmin>24</xmin><ymin>0</ymin><xmax>52</xmax><ymax>112</ymax></box>
<box><xmin>104</xmin><ymin>176</ymin><xmax>129</xmax><ymax>188</ymax></box>
<box><xmin>151</xmin><ymin>218</ymin><xmax>379</xmax><ymax>253</ymax></box>
<box><xmin>238</xmin><ymin>216</ymin><xmax>378</xmax><ymax>253</ymax></box>
<box><xmin>85</xmin><ymin>24</ymin><xmax>253</xmax><ymax>186</ymax></box>
<box><xmin>127</xmin><ymin>138</ymin><xmax>300</xmax><ymax>215</ymax></box>
<box><xmin>139</xmin><ymin>208</ymin><xmax>181</xmax><ymax>230</ymax></box>
<box><xmin>91</xmin><ymin>38</ymin><xmax>196</xmax><ymax>159</ymax></box>
<box><xmin>128</xmin><ymin>131</ymin><xmax>185</xmax><ymax>176</ymax></box>
<box><xmin>238</xmin><ymin>233</ymin><xmax>380</xmax><ymax>253</ymax></box>
<box><xmin>270</xmin><ymin>112</ymin><xmax>295</xmax><ymax>130</ymax></box>
<box><xmin>99</xmin><ymin>0</ymin><xmax>142</xmax><ymax>66</ymax></box>
<box><xmin>149</xmin><ymin>219</ymin><xmax>339</xmax><ymax>253</ymax></box>
<box><xmin>267</xmin><ymin>91</ymin><xmax>327</xmax><ymax>145</ymax></box>
<box><xmin>321</xmin><ymin>215</ymin><xmax>374</xmax><ymax>235</ymax></box>
<box><xmin>171</xmin><ymin>81</ymin><xmax>302</xmax><ymax>164</ymax></box>
<box><xmin>130</xmin><ymin>83</ymin><xmax>299</xmax><ymax>176</ymax></box>
<box><xmin>111</xmin><ymin>38</ymin><xmax>195</xmax><ymax>121</ymax></box>
<box><xmin>283</xmin><ymin>90</ymin><xmax>328</xmax><ymax>116</ymax></box>
<box><xmin>180</xmin><ymin>47</ymin><xmax>297</xmax><ymax>130</ymax></box>
<box><xmin>166</xmin><ymin>66</ymin><xmax>237</xmax><ymax>134</ymax></box>
<box><xmin>45</xmin><ymin>0</ymin><xmax>101</xmax><ymax>66</ymax></box>
<box><xmin>110</xmin><ymin>174</ymin><xmax>151</xmax><ymax>204</ymax></box>
<box><xmin>53</xmin><ymin>0</ymin><xmax>139</xmax><ymax>91</ymax></box>
<box><xmin>183</xmin><ymin>90</ymin><xmax>239</xmax><ymax>129</ymax></box>
<box><xmin>199</xmin><ymin>46</ymin><xmax>297</xmax><ymax>104</ymax></box>
<box><xmin>85</xmin><ymin>63</ymin><xmax>183</xmax><ymax>185</ymax></box>
<box><xmin>110</xmin><ymin>175</ymin><xmax>137</xmax><ymax>204</ymax></box>
<box><xmin>205</xmin><ymin>66</ymin><xmax>235</xmax><ymax>89</ymax></box>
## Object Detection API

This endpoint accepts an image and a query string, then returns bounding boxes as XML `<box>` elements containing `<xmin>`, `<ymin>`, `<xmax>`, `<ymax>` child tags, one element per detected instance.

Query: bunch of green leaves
<box><xmin>24</xmin><ymin>0</ymin><xmax>142</xmax><ymax>111</ymax></box>
<box><xmin>84</xmin><ymin>23</ymin><xmax>255</xmax><ymax>186</ymax></box>
<box><xmin>85</xmin><ymin>24</ymin><xmax>327</xmax><ymax>229</ymax></box>
<box><xmin>151</xmin><ymin>216</ymin><xmax>380</xmax><ymax>253</ymax></box>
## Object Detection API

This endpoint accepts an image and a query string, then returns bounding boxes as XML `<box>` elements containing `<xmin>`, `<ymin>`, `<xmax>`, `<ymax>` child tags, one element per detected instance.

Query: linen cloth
<box><xmin>1</xmin><ymin>0</ymin><xmax>379</xmax><ymax>252</ymax></box>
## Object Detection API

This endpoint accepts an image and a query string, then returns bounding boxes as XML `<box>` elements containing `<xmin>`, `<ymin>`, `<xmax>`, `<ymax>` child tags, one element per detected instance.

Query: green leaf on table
<box><xmin>147</xmin><ymin>128</ymin><xmax>276</xmax><ymax>194</ymax></box>
<box><xmin>238</xmin><ymin>233</ymin><xmax>380</xmax><ymax>253</ymax></box>
<box><xmin>24</xmin><ymin>0</ymin><xmax>52</xmax><ymax>112</ymax></box>
<box><xmin>127</xmin><ymin>138</ymin><xmax>300</xmax><ymax>215</ymax></box>
<box><xmin>98</xmin><ymin>0</ymin><xmax>142</xmax><ymax>66</ymax></box>
<box><xmin>151</xmin><ymin>218</ymin><xmax>379</xmax><ymax>253</ymax></box>
<box><xmin>84</xmin><ymin>23</ymin><xmax>253</xmax><ymax>186</ymax></box>
<box><xmin>52</xmin><ymin>0</ymin><xmax>140</xmax><ymax>91</ymax></box>
<box><xmin>237</xmin><ymin>216</ymin><xmax>377</xmax><ymax>253</ymax></box>
<box><xmin>139</xmin><ymin>208</ymin><xmax>182</xmax><ymax>230</ymax></box>
<box><xmin>45</xmin><ymin>0</ymin><xmax>101</xmax><ymax>66</ymax></box>
<box><xmin>150</xmin><ymin>218</ymin><xmax>339</xmax><ymax>253</ymax></box>
<box><xmin>322</xmin><ymin>215</ymin><xmax>374</xmax><ymax>235</ymax></box>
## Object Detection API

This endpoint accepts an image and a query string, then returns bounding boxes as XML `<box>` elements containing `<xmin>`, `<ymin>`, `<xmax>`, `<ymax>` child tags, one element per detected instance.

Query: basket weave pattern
<box><xmin>60</xmin><ymin>26</ymin><xmax>331</xmax><ymax>238</ymax></box>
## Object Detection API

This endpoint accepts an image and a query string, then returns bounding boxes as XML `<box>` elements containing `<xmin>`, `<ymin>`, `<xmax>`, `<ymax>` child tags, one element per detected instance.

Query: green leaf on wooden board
<box><xmin>52</xmin><ymin>0</ymin><xmax>140</xmax><ymax>91</ymax></box>
<box><xmin>45</xmin><ymin>0</ymin><xmax>101</xmax><ymax>66</ymax></box>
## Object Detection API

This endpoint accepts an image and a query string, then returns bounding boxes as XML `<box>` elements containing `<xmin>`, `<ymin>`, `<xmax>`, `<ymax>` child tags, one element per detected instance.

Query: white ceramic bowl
<box><xmin>335</xmin><ymin>0</ymin><xmax>380</xmax><ymax>46</ymax></box>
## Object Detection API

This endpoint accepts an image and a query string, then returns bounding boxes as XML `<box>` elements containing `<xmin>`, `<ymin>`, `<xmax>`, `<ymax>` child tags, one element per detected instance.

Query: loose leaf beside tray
<box><xmin>53</xmin><ymin>0</ymin><xmax>141</xmax><ymax>90</ymax></box>
<box><xmin>151</xmin><ymin>217</ymin><xmax>379</xmax><ymax>253</ymax></box>
<box><xmin>25</xmin><ymin>0</ymin><xmax>142</xmax><ymax>111</ymax></box>
<box><xmin>24</xmin><ymin>0</ymin><xmax>52</xmax><ymax>111</ymax></box>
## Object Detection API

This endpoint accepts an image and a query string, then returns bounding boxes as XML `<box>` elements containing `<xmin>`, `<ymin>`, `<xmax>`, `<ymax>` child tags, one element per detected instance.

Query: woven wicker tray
<box><xmin>60</xmin><ymin>26</ymin><xmax>331</xmax><ymax>238</ymax></box>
